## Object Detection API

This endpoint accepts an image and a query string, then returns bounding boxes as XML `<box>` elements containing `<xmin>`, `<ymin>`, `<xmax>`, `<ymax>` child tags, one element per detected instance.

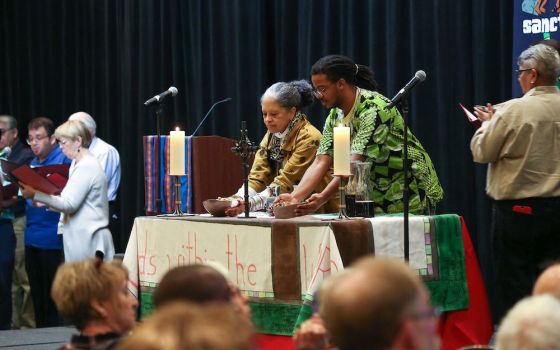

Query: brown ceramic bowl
<box><xmin>203</xmin><ymin>199</ymin><xmax>232</xmax><ymax>217</ymax></box>
<box><xmin>272</xmin><ymin>203</ymin><xmax>299</xmax><ymax>219</ymax></box>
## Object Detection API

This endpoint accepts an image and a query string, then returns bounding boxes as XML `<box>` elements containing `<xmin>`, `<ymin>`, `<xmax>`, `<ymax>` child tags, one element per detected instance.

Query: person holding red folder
<box><xmin>22</xmin><ymin>117</ymin><xmax>71</xmax><ymax>328</ymax></box>
<box><xmin>20</xmin><ymin>120</ymin><xmax>114</xmax><ymax>263</ymax></box>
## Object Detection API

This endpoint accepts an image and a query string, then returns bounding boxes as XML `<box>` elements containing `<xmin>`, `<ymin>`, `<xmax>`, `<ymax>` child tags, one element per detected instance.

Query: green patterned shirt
<box><xmin>317</xmin><ymin>89</ymin><xmax>444</xmax><ymax>214</ymax></box>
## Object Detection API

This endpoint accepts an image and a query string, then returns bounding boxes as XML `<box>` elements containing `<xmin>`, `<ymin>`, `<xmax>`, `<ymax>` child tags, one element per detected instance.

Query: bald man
<box><xmin>68</xmin><ymin>112</ymin><xmax>120</xmax><ymax>202</ymax></box>
<box><xmin>296</xmin><ymin>257</ymin><xmax>440</xmax><ymax>350</ymax></box>
<box><xmin>68</xmin><ymin>112</ymin><xmax>121</xmax><ymax>248</ymax></box>
<box><xmin>533</xmin><ymin>263</ymin><xmax>560</xmax><ymax>300</ymax></box>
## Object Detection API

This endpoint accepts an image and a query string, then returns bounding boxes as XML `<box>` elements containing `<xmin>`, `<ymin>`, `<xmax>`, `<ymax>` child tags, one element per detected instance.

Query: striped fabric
<box><xmin>143</xmin><ymin>135</ymin><xmax>192</xmax><ymax>214</ymax></box>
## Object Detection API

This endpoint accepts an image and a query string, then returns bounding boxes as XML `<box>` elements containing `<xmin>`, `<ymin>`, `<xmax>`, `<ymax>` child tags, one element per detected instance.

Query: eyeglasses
<box><xmin>515</xmin><ymin>68</ymin><xmax>534</xmax><ymax>76</ymax></box>
<box><xmin>312</xmin><ymin>85</ymin><xmax>330</xmax><ymax>99</ymax></box>
<box><xmin>409</xmin><ymin>306</ymin><xmax>442</xmax><ymax>321</ymax></box>
<box><xmin>26</xmin><ymin>134</ymin><xmax>49</xmax><ymax>145</ymax></box>
<box><xmin>57</xmin><ymin>139</ymin><xmax>69</xmax><ymax>146</ymax></box>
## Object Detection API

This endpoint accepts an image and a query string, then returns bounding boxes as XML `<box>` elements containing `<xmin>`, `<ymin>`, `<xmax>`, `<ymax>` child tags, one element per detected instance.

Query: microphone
<box><xmin>386</xmin><ymin>70</ymin><xmax>426</xmax><ymax>109</ymax></box>
<box><xmin>144</xmin><ymin>86</ymin><xmax>179</xmax><ymax>106</ymax></box>
<box><xmin>191</xmin><ymin>97</ymin><xmax>233</xmax><ymax>136</ymax></box>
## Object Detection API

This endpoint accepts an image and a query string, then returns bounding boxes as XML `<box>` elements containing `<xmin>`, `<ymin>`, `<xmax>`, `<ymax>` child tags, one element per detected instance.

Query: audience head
<box><xmin>319</xmin><ymin>257</ymin><xmax>440</xmax><ymax>350</ymax></box>
<box><xmin>517</xmin><ymin>43</ymin><xmax>560</xmax><ymax>92</ymax></box>
<box><xmin>204</xmin><ymin>261</ymin><xmax>252</xmax><ymax>320</ymax></box>
<box><xmin>69</xmin><ymin>111</ymin><xmax>97</xmax><ymax>138</ymax></box>
<box><xmin>54</xmin><ymin>120</ymin><xmax>92</xmax><ymax>159</ymax></box>
<box><xmin>260</xmin><ymin>80</ymin><xmax>314</xmax><ymax>134</ymax></box>
<box><xmin>533</xmin><ymin>263</ymin><xmax>560</xmax><ymax>300</ymax></box>
<box><xmin>27</xmin><ymin>117</ymin><xmax>57</xmax><ymax>161</ymax></box>
<box><xmin>153</xmin><ymin>264</ymin><xmax>231</xmax><ymax>308</ymax></box>
<box><xmin>118</xmin><ymin>302</ymin><xmax>253</xmax><ymax>350</ymax></box>
<box><xmin>0</xmin><ymin>115</ymin><xmax>19</xmax><ymax>149</ymax></box>
<box><xmin>495</xmin><ymin>294</ymin><xmax>560</xmax><ymax>350</ymax></box>
<box><xmin>51</xmin><ymin>258</ymin><xmax>138</xmax><ymax>334</ymax></box>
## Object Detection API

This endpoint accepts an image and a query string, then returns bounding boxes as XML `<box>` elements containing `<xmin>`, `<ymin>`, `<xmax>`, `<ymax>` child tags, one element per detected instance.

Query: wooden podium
<box><xmin>143</xmin><ymin>135</ymin><xmax>250</xmax><ymax>215</ymax></box>
<box><xmin>190</xmin><ymin>136</ymin><xmax>248</xmax><ymax>213</ymax></box>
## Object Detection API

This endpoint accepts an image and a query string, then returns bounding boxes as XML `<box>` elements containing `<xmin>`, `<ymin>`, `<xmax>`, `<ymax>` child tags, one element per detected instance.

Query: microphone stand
<box><xmin>191</xmin><ymin>98</ymin><xmax>232</xmax><ymax>136</ymax></box>
<box><xmin>397</xmin><ymin>98</ymin><xmax>411</xmax><ymax>262</ymax></box>
<box><xmin>231</xmin><ymin>121</ymin><xmax>259</xmax><ymax>219</ymax></box>
<box><xmin>154</xmin><ymin>103</ymin><xmax>164</xmax><ymax>214</ymax></box>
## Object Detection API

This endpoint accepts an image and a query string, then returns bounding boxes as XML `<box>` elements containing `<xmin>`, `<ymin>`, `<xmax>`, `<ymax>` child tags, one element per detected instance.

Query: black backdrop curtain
<box><xmin>1</xmin><ymin>0</ymin><xmax>513</xmax><ymax>322</ymax></box>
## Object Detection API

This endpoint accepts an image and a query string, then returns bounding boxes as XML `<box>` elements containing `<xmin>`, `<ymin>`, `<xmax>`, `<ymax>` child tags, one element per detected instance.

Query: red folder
<box><xmin>459</xmin><ymin>103</ymin><xmax>482</xmax><ymax>128</ymax></box>
<box><xmin>11</xmin><ymin>164</ymin><xmax>66</xmax><ymax>195</ymax></box>
<box><xmin>1</xmin><ymin>159</ymin><xmax>20</xmax><ymax>183</ymax></box>
<box><xmin>35</xmin><ymin>164</ymin><xmax>70</xmax><ymax>188</ymax></box>
<box><xmin>0</xmin><ymin>183</ymin><xmax>19</xmax><ymax>199</ymax></box>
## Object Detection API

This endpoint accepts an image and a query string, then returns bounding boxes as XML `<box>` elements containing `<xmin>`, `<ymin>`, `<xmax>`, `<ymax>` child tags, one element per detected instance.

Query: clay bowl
<box><xmin>273</xmin><ymin>203</ymin><xmax>299</xmax><ymax>219</ymax></box>
<box><xmin>203</xmin><ymin>199</ymin><xmax>232</xmax><ymax>217</ymax></box>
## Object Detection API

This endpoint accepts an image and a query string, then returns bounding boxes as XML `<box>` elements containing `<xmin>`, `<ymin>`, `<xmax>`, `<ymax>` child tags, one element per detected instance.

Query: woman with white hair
<box><xmin>223</xmin><ymin>80</ymin><xmax>337</xmax><ymax>216</ymax></box>
<box><xmin>20</xmin><ymin>120</ymin><xmax>114</xmax><ymax>261</ymax></box>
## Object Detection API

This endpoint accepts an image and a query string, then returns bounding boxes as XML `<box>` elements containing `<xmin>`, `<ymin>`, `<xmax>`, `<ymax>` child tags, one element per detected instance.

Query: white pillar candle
<box><xmin>169</xmin><ymin>128</ymin><xmax>185</xmax><ymax>176</ymax></box>
<box><xmin>333</xmin><ymin>125</ymin><xmax>350</xmax><ymax>175</ymax></box>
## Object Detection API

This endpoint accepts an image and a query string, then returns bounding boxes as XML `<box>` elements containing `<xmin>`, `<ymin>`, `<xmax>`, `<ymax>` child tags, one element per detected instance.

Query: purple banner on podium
<box><xmin>143</xmin><ymin>135</ymin><xmax>192</xmax><ymax>214</ymax></box>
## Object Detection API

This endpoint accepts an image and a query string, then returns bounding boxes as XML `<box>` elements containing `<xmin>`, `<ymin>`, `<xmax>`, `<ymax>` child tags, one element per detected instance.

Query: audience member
<box><xmin>204</xmin><ymin>261</ymin><xmax>252</xmax><ymax>320</ymax></box>
<box><xmin>21</xmin><ymin>120</ymin><xmax>115</xmax><ymax>261</ymax></box>
<box><xmin>0</xmin><ymin>115</ymin><xmax>35</xmax><ymax>329</ymax></box>
<box><xmin>68</xmin><ymin>112</ymin><xmax>121</xmax><ymax>243</ymax></box>
<box><xmin>470</xmin><ymin>43</ymin><xmax>560</xmax><ymax>320</ymax></box>
<box><xmin>152</xmin><ymin>264</ymin><xmax>231</xmax><ymax>307</ymax></box>
<box><xmin>23</xmin><ymin>117</ymin><xmax>71</xmax><ymax>328</ymax></box>
<box><xmin>0</xmin><ymin>115</ymin><xmax>33</xmax><ymax>329</ymax></box>
<box><xmin>298</xmin><ymin>257</ymin><xmax>440</xmax><ymax>350</ymax></box>
<box><xmin>117</xmin><ymin>302</ymin><xmax>253</xmax><ymax>350</ymax></box>
<box><xmin>52</xmin><ymin>257</ymin><xmax>138</xmax><ymax>350</ymax></box>
<box><xmin>495</xmin><ymin>294</ymin><xmax>560</xmax><ymax>350</ymax></box>
<box><xmin>277</xmin><ymin>55</ymin><xmax>443</xmax><ymax>215</ymax></box>
<box><xmin>533</xmin><ymin>263</ymin><xmax>560</xmax><ymax>299</ymax></box>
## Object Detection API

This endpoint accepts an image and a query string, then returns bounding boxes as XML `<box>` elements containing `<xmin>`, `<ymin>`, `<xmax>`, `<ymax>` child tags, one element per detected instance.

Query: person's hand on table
<box><xmin>295</xmin><ymin>193</ymin><xmax>325</xmax><ymax>216</ymax></box>
<box><xmin>224</xmin><ymin>200</ymin><xmax>245</xmax><ymax>217</ymax></box>
<box><xmin>293</xmin><ymin>314</ymin><xmax>329</xmax><ymax>350</ymax></box>
<box><xmin>275</xmin><ymin>193</ymin><xmax>300</xmax><ymax>205</ymax></box>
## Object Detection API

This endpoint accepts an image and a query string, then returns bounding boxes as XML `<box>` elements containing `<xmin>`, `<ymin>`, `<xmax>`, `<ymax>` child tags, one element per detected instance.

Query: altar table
<box><xmin>123</xmin><ymin>214</ymin><xmax>492</xmax><ymax>350</ymax></box>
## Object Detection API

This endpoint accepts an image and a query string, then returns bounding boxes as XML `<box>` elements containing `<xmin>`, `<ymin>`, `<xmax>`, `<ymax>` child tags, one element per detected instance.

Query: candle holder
<box><xmin>231</xmin><ymin>120</ymin><xmax>259</xmax><ymax>219</ymax></box>
<box><xmin>335</xmin><ymin>175</ymin><xmax>350</xmax><ymax>220</ymax></box>
<box><xmin>171</xmin><ymin>175</ymin><xmax>184</xmax><ymax>216</ymax></box>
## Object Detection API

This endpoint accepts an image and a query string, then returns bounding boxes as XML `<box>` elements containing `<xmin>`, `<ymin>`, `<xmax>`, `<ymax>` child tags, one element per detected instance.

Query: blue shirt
<box><xmin>24</xmin><ymin>145</ymin><xmax>72</xmax><ymax>250</ymax></box>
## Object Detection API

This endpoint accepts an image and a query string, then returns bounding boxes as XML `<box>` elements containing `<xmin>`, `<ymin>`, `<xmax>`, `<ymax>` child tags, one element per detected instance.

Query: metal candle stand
<box><xmin>231</xmin><ymin>121</ymin><xmax>259</xmax><ymax>219</ymax></box>
<box><xmin>171</xmin><ymin>175</ymin><xmax>184</xmax><ymax>216</ymax></box>
<box><xmin>336</xmin><ymin>176</ymin><xmax>350</xmax><ymax>220</ymax></box>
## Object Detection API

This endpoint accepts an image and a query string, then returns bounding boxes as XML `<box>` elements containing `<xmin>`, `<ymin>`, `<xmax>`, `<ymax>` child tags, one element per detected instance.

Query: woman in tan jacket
<box><xmin>225</xmin><ymin>80</ymin><xmax>336</xmax><ymax>216</ymax></box>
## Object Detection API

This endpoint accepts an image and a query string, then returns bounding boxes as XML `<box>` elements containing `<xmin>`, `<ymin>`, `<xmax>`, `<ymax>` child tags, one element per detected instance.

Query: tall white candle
<box><xmin>169</xmin><ymin>127</ymin><xmax>185</xmax><ymax>176</ymax></box>
<box><xmin>333</xmin><ymin>125</ymin><xmax>350</xmax><ymax>175</ymax></box>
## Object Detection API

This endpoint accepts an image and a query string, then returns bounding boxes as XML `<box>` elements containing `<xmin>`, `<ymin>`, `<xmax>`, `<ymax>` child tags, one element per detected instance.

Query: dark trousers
<box><xmin>0</xmin><ymin>221</ymin><xmax>15</xmax><ymax>329</ymax></box>
<box><xmin>25</xmin><ymin>246</ymin><xmax>63</xmax><ymax>328</ymax></box>
<box><xmin>492</xmin><ymin>197</ymin><xmax>560</xmax><ymax>321</ymax></box>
